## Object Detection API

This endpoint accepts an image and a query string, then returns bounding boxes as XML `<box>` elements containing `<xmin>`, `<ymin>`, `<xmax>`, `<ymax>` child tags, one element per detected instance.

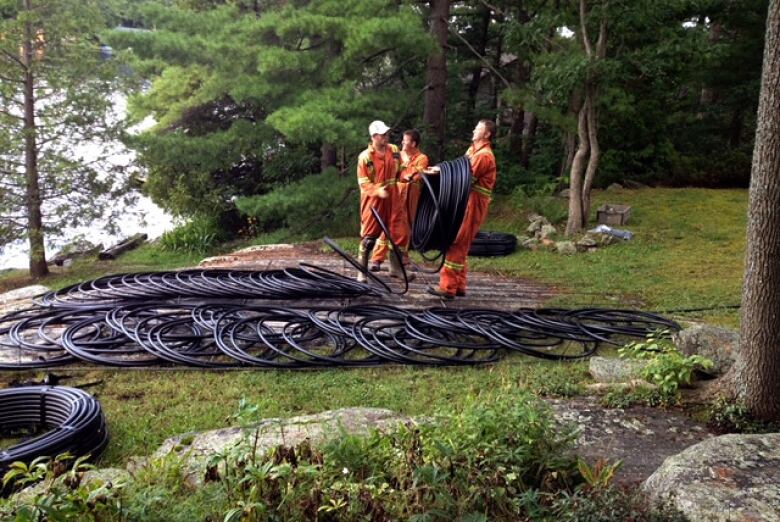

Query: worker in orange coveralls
<box><xmin>426</xmin><ymin>119</ymin><xmax>497</xmax><ymax>299</ymax></box>
<box><xmin>370</xmin><ymin>129</ymin><xmax>429</xmax><ymax>278</ymax></box>
<box><xmin>355</xmin><ymin>120</ymin><xmax>400</xmax><ymax>282</ymax></box>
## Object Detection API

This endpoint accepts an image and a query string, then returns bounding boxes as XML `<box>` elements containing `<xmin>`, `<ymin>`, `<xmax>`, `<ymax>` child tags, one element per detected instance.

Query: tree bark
<box><xmin>320</xmin><ymin>143</ymin><xmax>337</xmax><ymax>171</ymax></box>
<box><xmin>521</xmin><ymin>112</ymin><xmax>538</xmax><ymax>169</ymax></box>
<box><xmin>581</xmin><ymin>15</ymin><xmax>606</xmax><ymax>226</ymax></box>
<box><xmin>424</xmin><ymin>0</ymin><xmax>449</xmax><ymax>161</ymax></box>
<box><xmin>566</xmin><ymin>102</ymin><xmax>589</xmax><ymax>236</ymax></box>
<box><xmin>559</xmin><ymin>130</ymin><xmax>576</xmax><ymax>180</ymax></box>
<box><xmin>22</xmin><ymin>0</ymin><xmax>48</xmax><ymax>278</ymax></box>
<box><xmin>736</xmin><ymin>0</ymin><xmax>780</xmax><ymax>421</ymax></box>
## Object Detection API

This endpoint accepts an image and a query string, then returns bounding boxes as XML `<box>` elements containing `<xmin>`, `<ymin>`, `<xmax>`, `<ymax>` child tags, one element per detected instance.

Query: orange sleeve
<box><xmin>358</xmin><ymin>153</ymin><xmax>381</xmax><ymax>197</ymax></box>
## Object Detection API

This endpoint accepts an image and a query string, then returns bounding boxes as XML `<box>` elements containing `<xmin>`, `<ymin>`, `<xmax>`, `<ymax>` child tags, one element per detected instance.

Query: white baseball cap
<box><xmin>368</xmin><ymin>120</ymin><xmax>391</xmax><ymax>136</ymax></box>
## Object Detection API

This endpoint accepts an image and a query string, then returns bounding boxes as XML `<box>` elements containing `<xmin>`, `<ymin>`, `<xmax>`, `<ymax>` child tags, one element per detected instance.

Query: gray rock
<box><xmin>0</xmin><ymin>285</ymin><xmax>49</xmax><ymax>305</ymax></box>
<box><xmin>522</xmin><ymin>237</ymin><xmax>540</xmax><ymax>250</ymax></box>
<box><xmin>575</xmin><ymin>237</ymin><xmax>598</xmax><ymax>251</ymax></box>
<box><xmin>527</xmin><ymin>213</ymin><xmax>547</xmax><ymax>224</ymax></box>
<box><xmin>526</xmin><ymin>220</ymin><xmax>544</xmax><ymax>234</ymax></box>
<box><xmin>151</xmin><ymin>408</ymin><xmax>413</xmax><ymax>488</ymax></box>
<box><xmin>643</xmin><ymin>433</ymin><xmax>780</xmax><ymax>521</ymax></box>
<box><xmin>607</xmin><ymin>183</ymin><xmax>624</xmax><ymax>191</ymax></box>
<box><xmin>548</xmin><ymin>396</ymin><xmax>712</xmax><ymax>485</ymax></box>
<box><xmin>539</xmin><ymin>224</ymin><xmax>557</xmax><ymax>239</ymax></box>
<box><xmin>589</xmin><ymin>356</ymin><xmax>649</xmax><ymax>383</ymax></box>
<box><xmin>673</xmin><ymin>325</ymin><xmax>739</xmax><ymax>375</ymax></box>
<box><xmin>555</xmin><ymin>241</ymin><xmax>577</xmax><ymax>255</ymax></box>
<box><xmin>556</xmin><ymin>188</ymin><xmax>571</xmax><ymax>198</ymax></box>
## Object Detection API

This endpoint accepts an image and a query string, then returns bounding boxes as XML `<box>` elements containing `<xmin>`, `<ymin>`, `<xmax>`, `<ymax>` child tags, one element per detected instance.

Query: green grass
<box><xmin>88</xmin><ymin>359</ymin><xmax>588</xmax><ymax>465</ymax></box>
<box><xmin>472</xmin><ymin>188</ymin><xmax>746</xmax><ymax>327</ymax></box>
<box><xmin>0</xmin><ymin>187</ymin><xmax>748</xmax><ymax>468</ymax></box>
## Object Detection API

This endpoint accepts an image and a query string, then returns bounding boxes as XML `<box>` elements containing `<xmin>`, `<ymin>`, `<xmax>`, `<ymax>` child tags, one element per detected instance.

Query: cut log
<box><xmin>98</xmin><ymin>233</ymin><xmax>147</xmax><ymax>260</ymax></box>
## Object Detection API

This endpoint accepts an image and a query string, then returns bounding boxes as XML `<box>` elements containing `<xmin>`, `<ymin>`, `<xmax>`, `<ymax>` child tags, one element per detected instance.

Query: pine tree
<box><xmin>107</xmin><ymin>0</ymin><xmax>433</xmax><ymax>219</ymax></box>
<box><xmin>0</xmin><ymin>0</ymin><xmax>130</xmax><ymax>277</ymax></box>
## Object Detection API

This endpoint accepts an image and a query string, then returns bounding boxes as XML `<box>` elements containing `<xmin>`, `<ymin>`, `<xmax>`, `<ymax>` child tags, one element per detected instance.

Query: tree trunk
<box><xmin>736</xmin><ymin>0</ymin><xmax>780</xmax><ymax>422</ymax></box>
<box><xmin>320</xmin><ymin>143</ymin><xmax>337</xmax><ymax>171</ymax></box>
<box><xmin>566</xmin><ymin>103</ymin><xmax>589</xmax><ymax>236</ymax></box>
<box><xmin>581</xmin><ymin>89</ymin><xmax>600</xmax><ymax>224</ymax></box>
<box><xmin>508</xmin><ymin>107</ymin><xmax>525</xmax><ymax>156</ymax></box>
<box><xmin>424</xmin><ymin>0</ymin><xmax>449</xmax><ymax>161</ymax></box>
<box><xmin>521</xmin><ymin>112</ymin><xmax>538</xmax><ymax>169</ymax></box>
<box><xmin>22</xmin><ymin>0</ymin><xmax>48</xmax><ymax>278</ymax></box>
<box><xmin>559</xmin><ymin>130</ymin><xmax>576</xmax><ymax>180</ymax></box>
<box><xmin>699</xmin><ymin>22</ymin><xmax>722</xmax><ymax>106</ymax></box>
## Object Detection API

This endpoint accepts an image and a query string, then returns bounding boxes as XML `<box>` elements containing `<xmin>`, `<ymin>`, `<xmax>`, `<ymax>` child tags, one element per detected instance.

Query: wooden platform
<box><xmin>200</xmin><ymin>242</ymin><xmax>558</xmax><ymax>309</ymax></box>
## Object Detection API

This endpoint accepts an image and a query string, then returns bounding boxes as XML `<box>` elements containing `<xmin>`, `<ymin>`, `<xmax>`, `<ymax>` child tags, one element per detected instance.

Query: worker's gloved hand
<box><xmin>423</xmin><ymin>166</ymin><xmax>440</xmax><ymax>175</ymax></box>
<box><xmin>376</xmin><ymin>186</ymin><xmax>388</xmax><ymax>199</ymax></box>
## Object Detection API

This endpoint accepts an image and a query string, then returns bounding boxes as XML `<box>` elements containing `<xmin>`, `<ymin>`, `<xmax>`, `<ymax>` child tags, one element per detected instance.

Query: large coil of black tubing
<box><xmin>0</xmin><ymin>386</ymin><xmax>108</xmax><ymax>477</ymax></box>
<box><xmin>411</xmin><ymin>156</ymin><xmax>472</xmax><ymax>270</ymax></box>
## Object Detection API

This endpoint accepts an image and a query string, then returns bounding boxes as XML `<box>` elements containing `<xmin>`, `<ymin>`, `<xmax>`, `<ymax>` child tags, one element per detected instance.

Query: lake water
<box><xmin>0</xmin><ymin>95</ymin><xmax>175</xmax><ymax>270</ymax></box>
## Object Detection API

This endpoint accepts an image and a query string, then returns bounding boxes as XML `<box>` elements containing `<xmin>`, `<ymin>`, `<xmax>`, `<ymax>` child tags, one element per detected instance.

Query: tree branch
<box><xmin>449</xmin><ymin>27</ymin><xmax>512</xmax><ymax>88</ymax></box>
<box><xmin>579</xmin><ymin>0</ymin><xmax>593</xmax><ymax>57</ymax></box>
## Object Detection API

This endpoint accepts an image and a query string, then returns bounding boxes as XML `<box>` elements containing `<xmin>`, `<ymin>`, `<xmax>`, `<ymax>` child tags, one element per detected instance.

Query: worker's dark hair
<box><xmin>479</xmin><ymin>119</ymin><xmax>496</xmax><ymax>141</ymax></box>
<box><xmin>403</xmin><ymin>129</ymin><xmax>421</xmax><ymax>147</ymax></box>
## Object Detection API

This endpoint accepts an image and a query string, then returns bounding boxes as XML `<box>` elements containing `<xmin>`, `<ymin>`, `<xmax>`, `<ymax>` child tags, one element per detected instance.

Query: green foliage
<box><xmin>576</xmin><ymin>458</ymin><xmax>623</xmax><ymax>490</ymax></box>
<box><xmin>511</xmin><ymin>185</ymin><xmax>568</xmax><ymax>225</ymax></box>
<box><xmin>0</xmin><ymin>453</ymin><xmax>123</xmax><ymax>521</ymax></box>
<box><xmin>108</xmin><ymin>0</ymin><xmax>432</xmax><ymax>221</ymax></box>
<box><xmin>159</xmin><ymin>216</ymin><xmax>224</xmax><ymax>254</ymax></box>
<box><xmin>543</xmin><ymin>485</ymin><xmax>688</xmax><ymax>522</ymax></box>
<box><xmin>601</xmin><ymin>386</ymin><xmax>667</xmax><ymax>409</ymax></box>
<box><xmin>619</xmin><ymin>330</ymin><xmax>714</xmax><ymax>399</ymax></box>
<box><xmin>707</xmin><ymin>398</ymin><xmax>780</xmax><ymax>434</ymax></box>
<box><xmin>234</xmin><ymin>168</ymin><xmax>358</xmax><ymax>238</ymax></box>
<box><xmin>204</xmin><ymin>392</ymin><xmax>581</xmax><ymax>520</ymax></box>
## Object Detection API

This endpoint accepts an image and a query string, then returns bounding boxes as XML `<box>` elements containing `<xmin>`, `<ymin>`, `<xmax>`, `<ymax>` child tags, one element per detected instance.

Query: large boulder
<box><xmin>149</xmin><ymin>408</ymin><xmax>412</xmax><ymax>488</ymax></box>
<box><xmin>0</xmin><ymin>285</ymin><xmax>49</xmax><ymax>306</ymax></box>
<box><xmin>547</xmin><ymin>397</ymin><xmax>712</xmax><ymax>485</ymax></box>
<box><xmin>589</xmin><ymin>356</ymin><xmax>648</xmax><ymax>383</ymax></box>
<box><xmin>673</xmin><ymin>324</ymin><xmax>739</xmax><ymax>375</ymax></box>
<box><xmin>643</xmin><ymin>433</ymin><xmax>780</xmax><ymax>521</ymax></box>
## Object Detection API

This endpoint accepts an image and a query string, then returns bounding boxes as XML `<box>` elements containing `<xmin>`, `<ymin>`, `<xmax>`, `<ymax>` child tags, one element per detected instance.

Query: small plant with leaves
<box><xmin>576</xmin><ymin>457</ymin><xmax>623</xmax><ymax>490</ymax></box>
<box><xmin>619</xmin><ymin>330</ymin><xmax>713</xmax><ymax>400</ymax></box>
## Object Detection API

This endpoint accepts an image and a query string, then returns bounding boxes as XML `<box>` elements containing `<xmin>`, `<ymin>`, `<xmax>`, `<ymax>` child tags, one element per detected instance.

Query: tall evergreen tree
<box><xmin>107</xmin><ymin>0</ymin><xmax>433</xmax><ymax>220</ymax></box>
<box><xmin>0</xmin><ymin>0</ymin><xmax>129</xmax><ymax>277</ymax></box>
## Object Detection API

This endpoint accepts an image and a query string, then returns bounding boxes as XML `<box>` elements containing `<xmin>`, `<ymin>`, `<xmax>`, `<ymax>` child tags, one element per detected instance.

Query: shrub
<box><xmin>707</xmin><ymin>398</ymin><xmax>780</xmax><ymax>435</ymax></box>
<box><xmin>618</xmin><ymin>330</ymin><xmax>714</xmax><ymax>400</ymax></box>
<box><xmin>159</xmin><ymin>216</ymin><xmax>224</xmax><ymax>254</ymax></box>
<box><xmin>235</xmin><ymin>167</ymin><xmax>359</xmax><ymax>239</ymax></box>
<box><xmin>512</xmin><ymin>185</ymin><xmax>569</xmax><ymax>225</ymax></box>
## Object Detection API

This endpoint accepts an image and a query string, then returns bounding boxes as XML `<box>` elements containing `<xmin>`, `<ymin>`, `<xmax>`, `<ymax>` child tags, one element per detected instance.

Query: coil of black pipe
<box><xmin>411</xmin><ymin>156</ymin><xmax>472</xmax><ymax>267</ymax></box>
<box><xmin>0</xmin><ymin>386</ymin><xmax>108</xmax><ymax>479</ymax></box>
<box><xmin>0</xmin><ymin>277</ymin><xmax>681</xmax><ymax>369</ymax></box>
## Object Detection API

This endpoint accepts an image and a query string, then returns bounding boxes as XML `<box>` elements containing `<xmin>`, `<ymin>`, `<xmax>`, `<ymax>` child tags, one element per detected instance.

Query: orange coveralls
<box><xmin>371</xmin><ymin>150</ymin><xmax>429</xmax><ymax>263</ymax></box>
<box><xmin>357</xmin><ymin>143</ymin><xmax>400</xmax><ymax>248</ymax></box>
<box><xmin>437</xmin><ymin>140</ymin><xmax>496</xmax><ymax>296</ymax></box>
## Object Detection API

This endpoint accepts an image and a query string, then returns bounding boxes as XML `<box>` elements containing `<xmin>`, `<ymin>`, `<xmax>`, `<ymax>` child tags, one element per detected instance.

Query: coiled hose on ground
<box><xmin>0</xmin><ymin>386</ymin><xmax>108</xmax><ymax>478</ymax></box>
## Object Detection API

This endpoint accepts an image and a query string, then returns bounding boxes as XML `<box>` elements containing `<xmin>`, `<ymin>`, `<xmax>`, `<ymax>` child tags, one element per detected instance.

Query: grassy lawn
<box><xmin>473</xmin><ymin>188</ymin><xmax>746</xmax><ymax>328</ymax></box>
<box><xmin>0</xmin><ymin>187</ymin><xmax>747</xmax><ymax>467</ymax></box>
